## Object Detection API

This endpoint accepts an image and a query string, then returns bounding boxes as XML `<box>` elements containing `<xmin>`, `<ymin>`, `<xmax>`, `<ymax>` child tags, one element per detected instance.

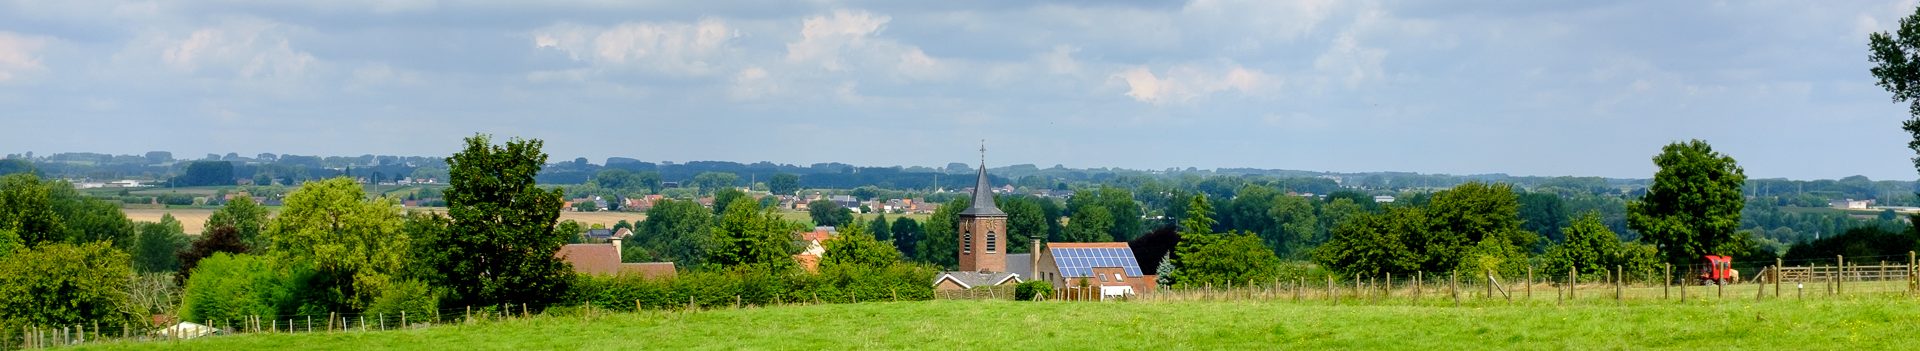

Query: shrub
<box><xmin>181</xmin><ymin>253</ymin><xmax>294</xmax><ymax>323</ymax></box>
<box><xmin>0</xmin><ymin>242</ymin><xmax>143</xmax><ymax>328</ymax></box>
<box><xmin>365</xmin><ymin>279</ymin><xmax>438</xmax><ymax>321</ymax></box>
<box><xmin>566</xmin><ymin>262</ymin><xmax>937</xmax><ymax>311</ymax></box>
<box><xmin>1014</xmin><ymin>281</ymin><xmax>1053</xmax><ymax>301</ymax></box>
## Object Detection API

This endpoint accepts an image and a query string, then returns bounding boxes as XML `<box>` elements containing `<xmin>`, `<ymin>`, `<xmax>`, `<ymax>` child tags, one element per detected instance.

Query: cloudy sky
<box><xmin>1</xmin><ymin>0</ymin><xmax>1917</xmax><ymax>180</ymax></box>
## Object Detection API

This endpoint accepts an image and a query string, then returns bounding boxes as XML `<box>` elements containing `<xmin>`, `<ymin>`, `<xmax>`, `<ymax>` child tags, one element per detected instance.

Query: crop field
<box><xmin>66</xmin><ymin>297</ymin><xmax>1920</xmax><ymax>351</ymax></box>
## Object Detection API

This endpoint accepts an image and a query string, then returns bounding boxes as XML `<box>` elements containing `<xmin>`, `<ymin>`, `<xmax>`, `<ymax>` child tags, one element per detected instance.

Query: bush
<box><xmin>1014</xmin><ymin>281</ymin><xmax>1053</xmax><ymax>301</ymax></box>
<box><xmin>566</xmin><ymin>262</ymin><xmax>938</xmax><ymax>311</ymax></box>
<box><xmin>365</xmin><ymin>279</ymin><xmax>438</xmax><ymax>320</ymax></box>
<box><xmin>0</xmin><ymin>242</ymin><xmax>143</xmax><ymax>328</ymax></box>
<box><xmin>180</xmin><ymin>253</ymin><xmax>294</xmax><ymax>323</ymax></box>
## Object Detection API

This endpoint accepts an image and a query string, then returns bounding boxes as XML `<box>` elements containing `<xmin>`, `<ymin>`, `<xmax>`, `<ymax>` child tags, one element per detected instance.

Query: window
<box><xmin>985</xmin><ymin>231</ymin><xmax>997</xmax><ymax>253</ymax></box>
<box><xmin>963</xmin><ymin>231</ymin><xmax>972</xmax><ymax>254</ymax></box>
<box><xmin>1113</xmin><ymin>274</ymin><xmax>1124</xmax><ymax>282</ymax></box>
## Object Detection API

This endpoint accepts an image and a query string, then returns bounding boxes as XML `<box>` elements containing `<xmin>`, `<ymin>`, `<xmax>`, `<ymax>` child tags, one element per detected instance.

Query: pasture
<box><xmin>66</xmin><ymin>297</ymin><xmax>1920</xmax><ymax>350</ymax></box>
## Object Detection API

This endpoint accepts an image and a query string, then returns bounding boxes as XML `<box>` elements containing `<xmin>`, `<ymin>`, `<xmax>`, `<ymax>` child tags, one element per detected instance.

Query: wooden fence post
<box><xmin>1663</xmin><ymin>263</ymin><xmax>1671</xmax><ymax>300</ymax></box>
<box><xmin>1526</xmin><ymin>266</ymin><xmax>1533</xmax><ymax>301</ymax></box>
<box><xmin>1775</xmin><ymin>258</ymin><xmax>1783</xmax><ymax>298</ymax></box>
<box><xmin>1755</xmin><ymin>266</ymin><xmax>1768</xmax><ymax>300</ymax></box>
<box><xmin>1450</xmin><ymin>271</ymin><xmax>1460</xmax><ymax>307</ymax></box>
<box><xmin>1326</xmin><ymin>276</ymin><xmax>1334</xmax><ymax>302</ymax></box>
<box><xmin>1910</xmin><ymin>251</ymin><xmax>1916</xmax><ymax>297</ymax></box>
<box><xmin>1615</xmin><ymin>266</ymin><xmax>1623</xmax><ymax>303</ymax></box>
<box><xmin>1837</xmin><ymin>255</ymin><xmax>1845</xmax><ymax>297</ymax></box>
<box><xmin>1569</xmin><ymin>268</ymin><xmax>1577</xmax><ymax>300</ymax></box>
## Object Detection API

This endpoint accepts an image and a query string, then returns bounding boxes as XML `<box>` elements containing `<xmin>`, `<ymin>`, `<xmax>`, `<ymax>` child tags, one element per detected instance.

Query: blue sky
<box><xmin>1</xmin><ymin>0</ymin><xmax>1916</xmax><ymax>180</ymax></box>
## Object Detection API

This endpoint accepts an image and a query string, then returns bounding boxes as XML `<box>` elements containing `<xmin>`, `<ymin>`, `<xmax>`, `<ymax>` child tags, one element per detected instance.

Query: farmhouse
<box><xmin>555</xmin><ymin>232</ymin><xmax>676</xmax><ymax>279</ymax></box>
<box><xmin>1032</xmin><ymin>242</ymin><xmax>1157</xmax><ymax>297</ymax></box>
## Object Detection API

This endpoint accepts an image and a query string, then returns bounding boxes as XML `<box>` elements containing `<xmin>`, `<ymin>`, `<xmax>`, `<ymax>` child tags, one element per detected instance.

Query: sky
<box><xmin>2</xmin><ymin>0</ymin><xmax>1918</xmax><ymax>181</ymax></box>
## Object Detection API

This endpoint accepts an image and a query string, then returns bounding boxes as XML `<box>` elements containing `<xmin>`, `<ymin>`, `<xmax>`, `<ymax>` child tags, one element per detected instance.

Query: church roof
<box><xmin>957</xmin><ymin>164</ymin><xmax>1005</xmax><ymax>217</ymax></box>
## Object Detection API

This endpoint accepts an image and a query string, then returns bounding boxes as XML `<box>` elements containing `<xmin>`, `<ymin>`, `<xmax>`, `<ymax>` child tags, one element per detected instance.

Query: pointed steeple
<box><xmin>959</xmin><ymin>141</ymin><xmax>1005</xmax><ymax>217</ymax></box>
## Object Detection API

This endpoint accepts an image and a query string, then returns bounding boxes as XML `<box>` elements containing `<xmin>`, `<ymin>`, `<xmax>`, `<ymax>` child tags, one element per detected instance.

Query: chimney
<box><xmin>611</xmin><ymin>236</ymin><xmax>623</xmax><ymax>260</ymax></box>
<box><xmin>1030</xmin><ymin>238</ymin><xmax>1042</xmax><ymax>281</ymax></box>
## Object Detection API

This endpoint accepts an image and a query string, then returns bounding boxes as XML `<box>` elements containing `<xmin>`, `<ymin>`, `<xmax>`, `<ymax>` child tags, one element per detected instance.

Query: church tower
<box><xmin>957</xmin><ymin>143</ymin><xmax>1007</xmax><ymax>272</ymax></box>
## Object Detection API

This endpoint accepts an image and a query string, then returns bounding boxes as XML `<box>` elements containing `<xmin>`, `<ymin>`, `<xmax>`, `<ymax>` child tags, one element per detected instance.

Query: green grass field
<box><xmin>72</xmin><ymin>297</ymin><xmax>1920</xmax><ymax>350</ymax></box>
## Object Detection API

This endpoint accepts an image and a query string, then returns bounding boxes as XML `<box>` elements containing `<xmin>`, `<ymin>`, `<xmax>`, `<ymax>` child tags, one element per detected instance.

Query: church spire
<box><xmin>959</xmin><ymin>140</ymin><xmax>1005</xmax><ymax>217</ymax></box>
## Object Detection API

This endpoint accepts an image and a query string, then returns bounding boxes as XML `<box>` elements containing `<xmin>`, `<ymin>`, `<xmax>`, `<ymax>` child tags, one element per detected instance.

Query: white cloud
<box><xmin>533</xmin><ymin>18</ymin><xmax>738</xmax><ymax>76</ymax></box>
<box><xmin>0</xmin><ymin>32</ymin><xmax>50</xmax><ymax>82</ymax></box>
<box><xmin>155</xmin><ymin>19</ymin><xmax>317</xmax><ymax>79</ymax></box>
<box><xmin>1112</xmin><ymin>64</ymin><xmax>1273</xmax><ymax>105</ymax></box>
<box><xmin>1039</xmin><ymin>45</ymin><xmax>1080</xmax><ymax>75</ymax></box>
<box><xmin>729</xmin><ymin>66</ymin><xmax>776</xmax><ymax>100</ymax></box>
<box><xmin>1313</xmin><ymin>31</ymin><xmax>1386</xmax><ymax>88</ymax></box>
<box><xmin>786</xmin><ymin>9</ymin><xmax>890</xmax><ymax>71</ymax></box>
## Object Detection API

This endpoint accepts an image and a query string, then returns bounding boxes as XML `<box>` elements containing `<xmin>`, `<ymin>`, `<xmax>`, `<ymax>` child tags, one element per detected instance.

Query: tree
<box><xmin>709</xmin><ymin>197</ymin><xmax>798</xmax><ymax>270</ymax></box>
<box><xmin>769</xmin><ymin>173</ymin><xmax>801</xmax><ymax>196</ymax></box>
<box><xmin>1541</xmin><ymin>211</ymin><xmax>1660</xmax><ymax>280</ymax></box>
<box><xmin>914</xmin><ymin>197</ymin><xmax>966</xmax><ymax>269</ymax></box>
<box><xmin>1314</xmin><ymin>206</ymin><xmax>1424</xmax><ymax>276</ymax></box>
<box><xmin>591</xmin><ymin>169</ymin><xmax>645</xmax><ymax>194</ymax></box>
<box><xmin>1170</xmin><ymin>231</ymin><xmax>1282</xmax><ymax>288</ymax></box>
<box><xmin>269</xmin><ymin>177</ymin><xmax>408</xmax><ymax>312</ymax></box>
<box><xmin>132</xmin><ymin>213</ymin><xmax>188</xmax><ymax>273</ymax></box>
<box><xmin>1000</xmin><ymin>196</ymin><xmax>1045</xmax><ymax>253</ymax></box>
<box><xmin>612</xmin><ymin>219</ymin><xmax>633</xmax><ymax>233</ymax></box>
<box><xmin>180</xmin><ymin>253</ymin><xmax>292</xmax><ymax>323</ymax></box>
<box><xmin>49</xmin><ymin>184</ymin><xmax>137</xmax><ymax>249</ymax></box>
<box><xmin>0</xmin><ymin>242</ymin><xmax>142</xmax><ymax>327</ymax></box>
<box><xmin>1266</xmin><ymin>194</ymin><xmax>1320</xmax><ymax>259</ymax></box>
<box><xmin>1067</xmin><ymin>187</ymin><xmax>1144</xmax><ymax>241</ymax></box>
<box><xmin>638</xmin><ymin>199</ymin><xmax>715</xmax><ymax>267</ymax></box>
<box><xmin>1063</xmin><ymin>206</ymin><xmax>1114</xmax><ymax>242</ymax></box>
<box><xmin>1422</xmin><ymin>182</ymin><xmax>1538</xmax><ymax>276</ymax></box>
<box><xmin>0</xmin><ymin>173</ymin><xmax>64</xmax><ymax>246</ymax></box>
<box><xmin>1177</xmin><ymin>194</ymin><xmax>1215</xmax><ymax>236</ymax></box>
<box><xmin>431</xmin><ymin>135</ymin><xmax>573</xmax><ymax>310</ymax></box>
<box><xmin>890</xmin><ymin>217</ymin><xmax>922</xmax><ymax>259</ymax></box>
<box><xmin>573</xmin><ymin>200</ymin><xmax>599</xmax><ymax>212</ymax></box>
<box><xmin>1627</xmin><ymin>140</ymin><xmax>1746</xmax><ymax>265</ymax></box>
<box><xmin>713</xmin><ymin>187</ymin><xmax>748</xmax><ymax>215</ymax></box>
<box><xmin>174</xmin><ymin>161</ymin><xmax>236</xmax><ymax>186</ymax></box>
<box><xmin>0</xmin><ymin>229</ymin><xmax>19</xmax><ymax>259</ymax></box>
<box><xmin>808</xmin><ymin>200</ymin><xmax>853</xmax><ymax>227</ymax></box>
<box><xmin>820</xmin><ymin>220</ymin><xmax>901</xmax><ymax>269</ymax></box>
<box><xmin>177</xmin><ymin>225</ymin><xmax>250</xmax><ymax>285</ymax></box>
<box><xmin>1517</xmin><ymin>192</ymin><xmax>1569</xmax><ymax>244</ymax></box>
<box><xmin>693</xmin><ymin>172</ymin><xmax>740</xmax><ymax>195</ymax></box>
<box><xmin>205</xmin><ymin>196</ymin><xmax>271</xmax><ymax>249</ymax></box>
<box><xmin>869</xmin><ymin>213</ymin><xmax>892</xmax><ymax>242</ymax></box>
<box><xmin>1867</xmin><ymin>7</ymin><xmax>1920</xmax><ymax>173</ymax></box>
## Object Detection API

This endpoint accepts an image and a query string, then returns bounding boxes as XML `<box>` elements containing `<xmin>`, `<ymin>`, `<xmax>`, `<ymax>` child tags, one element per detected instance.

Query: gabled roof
<box><xmin>933</xmin><ymin>271</ymin><xmax>1022</xmax><ymax>289</ymax></box>
<box><xmin>556</xmin><ymin>244</ymin><xmax>676</xmax><ymax>279</ymax></box>
<box><xmin>1005</xmin><ymin>253</ymin><xmax>1033</xmax><ymax>278</ymax></box>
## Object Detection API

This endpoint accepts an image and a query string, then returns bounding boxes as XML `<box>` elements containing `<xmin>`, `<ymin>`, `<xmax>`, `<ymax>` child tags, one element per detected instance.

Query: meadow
<box><xmin>65</xmin><ymin>296</ymin><xmax>1920</xmax><ymax>351</ymax></box>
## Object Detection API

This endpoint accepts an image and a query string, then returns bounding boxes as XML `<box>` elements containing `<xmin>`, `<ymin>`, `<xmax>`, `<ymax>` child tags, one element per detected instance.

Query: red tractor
<box><xmin>1698</xmin><ymin>255</ymin><xmax>1738</xmax><ymax>285</ymax></box>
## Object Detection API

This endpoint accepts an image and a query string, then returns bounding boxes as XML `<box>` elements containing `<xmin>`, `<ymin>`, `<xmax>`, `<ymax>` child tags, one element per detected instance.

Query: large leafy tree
<box><xmin>1067</xmin><ymin>187</ymin><xmax>1143</xmax><ymax>241</ymax></box>
<box><xmin>1868</xmin><ymin>6</ymin><xmax>1920</xmax><ymax>173</ymax></box>
<box><xmin>913</xmin><ymin>197</ymin><xmax>966</xmax><ymax>269</ymax></box>
<box><xmin>0</xmin><ymin>242</ymin><xmax>142</xmax><ymax>327</ymax></box>
<box><xmin>637</xmin><ymin>199</ymin><xmax>715</xmax><ymax>267</ymax></box>
<box><xmin>820</xmin><ymin>220</ymin><xmax>901</xmax><ymax>269</ymax></box>
<box><xmin>692</xmin><ymin>172</ymin><xmax>740</xmax><ymax>196</ymax></box>
<box><xmin>1062</xmin><ymin>205</ymin><xmax>1114</xmax><ymax>242</ymax></box>
<box><xmin>179</xmin><ymin>253</ymin><xmax>291</xmax><ymax>323</ymax></box>
<box><xmin>205</xmin><ymin>196</ymin><xmax>271</xmax><ymax>250</ymax></box>
<box><xmin>1627</xmin><ymin>140</ymin><xmax>1746</xmax><ymax>265</ymax></box>
<box><xmin>1541</xmin><ymin>211</ymin><xmax>1662</xmax><ymax>279</ymax></box>
<box><xmin>1170</xmin><ymin>232</ymin><xmax>1283</xmax><ymax>288</ymax></box>
<box><xmin>48</xmin><ymin>184</ymin><xmax>137</xmax><ymax>249</ymax></box>
<box><xmin>177</xmin><ymin>225</ymin><xmax>250</xmax><ymax>284</ymax></box>
<box><xmin>1314</xmin><ymin>206</ymin><xmax>1424</xmax><ymax>276</ymax></box>
<box><xmin>1266</xmin><ymin>194</ymin><xmax>1320</xmax><ymax>259</ymax></box>
<box><xmin>999</xmin><ymin>195</ymin><xmax>1046</xmax><ymax>253</ymax></box>
<box><xmin>432</xmin><ymin>135</ymin><xmax>573</xmax><ymax>309</ymax></box>
<box><xmin>0</xmin><ymin>173</ymin><xmax>64</xmax><ymax>246</ymax></box>
<box><xmin>890</xmin><ymin>217</ymin><xmax>922</xmax><ymax>259</ymax></box>
<box><xmin>708</xmin><ymin>197</ymin><xmax>798</xmax><ymax>270</ymax></box>
<box><xmin>1422</xmin><ymin>182</ymin><xmax>1538</xmax><ymax>275</ymax></box>
<box><xmin>132</xmin><ymin>213</ymin><xmax>189</xmax><ymax>273</ymax></box>
<box><xmin>868</xmin><ymin>213</ymin><xmax>892</xmax><ymax>242</ymax></box>
<box><xmin>768</xmin><ymin>173</ymin><xmax>801</xmax><ymax>196</ymax></box>
<box><xmin>808</xmin><ymin>200</ymin><xmax>853</xmax><ymax>227</ymax></box>
<box><xmin>270</xmin><ymin>177</ymin><xmax>408</xmax><ymax>311</ymax></box>
<box><xmin>712</xmin><ymin>187</ymin><xmax>749</xmax><ymax>216</ymax></box>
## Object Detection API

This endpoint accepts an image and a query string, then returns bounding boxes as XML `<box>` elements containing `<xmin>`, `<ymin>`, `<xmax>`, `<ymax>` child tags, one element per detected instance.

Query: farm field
<box><xmin>73</xmin><ymin>298</ymin><xmax>1920</xmax><ymax>350</ymax></box>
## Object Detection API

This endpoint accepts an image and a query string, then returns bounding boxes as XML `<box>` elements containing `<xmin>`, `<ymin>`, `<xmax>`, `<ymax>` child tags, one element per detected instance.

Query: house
<box><xmin>554</xmin><ymin>233</ymin><xmax>676</xmax><ymax>279</ymax></box>
<box><xmin>793</xmin><ymin>226</ymin><xmax>836</xmax><ymax>272</ymax></box>
<box><xmin>1373</xmin><ymin>195</ymin><xmax>1396</xmax><ymax>203</ymax></box>
<box><xmin>933</xmin><ymin>271</ymin><xmax>1022</xmax><ymax>290</ymax></box>
<box><xmin>583</xmin><ymin>228</ymin><xmax>631</xmax><ymax>243</ymax></box>
<box><xmin>1032</xmin><ymin>242</ymin><xmax>1157</xmax><ymax>299</ymax></box>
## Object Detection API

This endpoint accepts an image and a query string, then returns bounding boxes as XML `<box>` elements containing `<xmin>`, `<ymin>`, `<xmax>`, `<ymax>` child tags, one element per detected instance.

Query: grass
<box><xmin>71</xmin><ymin>297</ymin><xmax>1920</xmax><ymax>350</ymax></box>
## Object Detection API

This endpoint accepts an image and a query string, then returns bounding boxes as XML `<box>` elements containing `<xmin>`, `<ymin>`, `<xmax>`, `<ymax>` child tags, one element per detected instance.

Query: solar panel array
<box><xmin>1050</xmin><ymin>247</ymin><xmax>1143</xmax><ymax>277</ymax></box>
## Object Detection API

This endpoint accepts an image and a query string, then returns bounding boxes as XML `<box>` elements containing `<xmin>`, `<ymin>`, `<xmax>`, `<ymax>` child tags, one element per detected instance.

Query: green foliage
<box><xmin>913</xmin><ymin>198</ymin><xmax>966</xmax><ymax>269</ymax></box>
<box><xmin>1178</xmin><ymin>194</ymin><xmax>1215</xmax><ymax>236</ymax></box>
<box><xmin>181</xmin><ymin>253</ymin><xmax>295</xmax><ymax>323</ymax></box>
<box><xmin>0</xmin><ymin>229</ymin><xmax>19</xmax><ymax>259</ymax></box>
<box><xmin>0</xmin><ymin>173</ymin><xmax>65</xmax><ymax>246</ymax></box>
<box><xmin>270</xmin><ymin>177</ymin><xmax>410</xmax><ymax>312</ymax></box>
<box><xmin>573</xmin><ymin>200</ymin><xmax>600</xmax><ymax>212</ymax></box>
<box><xmin>1266</xmin><ymin>194</ymin><xmax>1320</xmax><ymax>259</ymax></box>
<box><xmin>1782</xmin><ymin>225</ymin><xmax>1918</xmax><ymax>263</ymax></box>
<box><xmin>1518</xmin><ymin>192</ymin><xmax>1569</xmax><ymax>244</ymax></box>
<box><xmin>591</xmin><ymin>169</ymin><xmax>648</xmax><ymax>195</ymax></box>
<box><xmin>1537</xmin><ymin>211</ymin><xmax>1662</xmax><ymax>280</ymax></box>
<box><xmin>434</xmin><ymin>135</ymin><xmax>574</xmax><ymax>310</ymax></box>
<box><xmin>889</xmin><ymin>217</ymin><xmax>921</xmax><ymax>259</ymax></box>
<box><xmin>1062</xmin><ymin>206</ymin><xmax>1114</xmax><ymax>242</ymax></box>
<box><xmin>1315</xmin><ymin>182</ymin><xmax>1539</xmax><ymax>277</ymax></box>
<box><xmin>1314</xmin><ymin>206</ymin><xmax>1424</xmax><ymax>276</ymax></box>
<box><xmin>710</xmin><ymin>197</ymin><xmax>800</xmax><ymax>270</ymax></box>
<box><xmin>1867</xmin><ymin>6</ymin><xmax>1920</xmax><ymax>172</ymax></box>
<box><xmin>1066</xmin><ymin>187</ymin><xmax>1143</xmax><ymax>241</ymax></box>
<box><xmin>693</xmin><ymin>172</ymin><xmax>740</xmax><ymax>196</ymax></box>
<box><xmin>50</xmin><ymin>183</ymin><xmax>138</xmax><ymax>248</ymax></box>
<box><xmin>365</xmin><ymin>279</ymin><xmax>438</xmax><ymax>320</ymax></box>
<box><xmin>820</xmin><ymin>220</ymin><xmax>901</xmax><ymax>270</ymax></box>
<box><xmin>807</xmin><ymin>200</ymin><xmax>853</xmax><ymax>227</ymax></box>
<box><xmin>637</xmin><ymin>199</ymin><xmax>715</xmax><ymax>267</ymax></box>
<box><xmin>174</xmin><ymin>160</ymin><xmax>236</xmax><ymax>186</ymax></box>
<box><xmin>1627</xmin><ymin>140</ymin><xmax>1746</xmax><ymax>265</ymax></box>
<box><xmin>712</xmin><ymin>187</ymin><xmax>747</xmax><ymax>215</ymax></box>
<box><xmin>868</xmin><ymin>213</ymin><xmax>892</xmax><ymax>242</ymax></box>
<box><xmin>0</xmin><ymin>242</ymin><xmax>141</xmax><ymax>328</ymax></box>
<box><xmin>1014</xmin><ymin>280</ymin><xmax>1053</xmax><ymax>301</ymax></box>
<box><xmin>133</xmin><ymin>213</ymin><xmax>189</xmax><ymax>273</ymax></box>
<box><xmin>769</xmin><ymin>173</ymin><xmax>801</xmax><ymax>196</ymax></box>
<box><xmin>998</xmin><ymin>196</ymin><xmax>1045</xmax><ymax>253</ymax></box>
<box><xmin>1170</xmin><ymin>231</ymin><xmax>1282</xmax><ymax>288</ymax></box>
<box><xmin>206</xmin><ymin>196</ymin><xmax>271</xmax><ymax>249</ymax></box>
<box><xmin>177</xmin><ymin>225</ymin><xmax>250</xmax><ymax>285</ymax></box>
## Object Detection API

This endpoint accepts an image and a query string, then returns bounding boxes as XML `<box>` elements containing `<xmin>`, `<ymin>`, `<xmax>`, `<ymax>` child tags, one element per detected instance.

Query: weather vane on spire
<box><xmin>979</xmin><ymin>139</ymin><xmax>986</xmax><ymax>166</ymax></box>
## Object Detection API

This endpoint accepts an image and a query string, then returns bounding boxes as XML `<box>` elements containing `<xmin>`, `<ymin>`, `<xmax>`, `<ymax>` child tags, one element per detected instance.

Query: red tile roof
<box><xmin>556</xmin><ymin>244</ymin><xmax>676</xmax><ymax>279</ymax></box>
